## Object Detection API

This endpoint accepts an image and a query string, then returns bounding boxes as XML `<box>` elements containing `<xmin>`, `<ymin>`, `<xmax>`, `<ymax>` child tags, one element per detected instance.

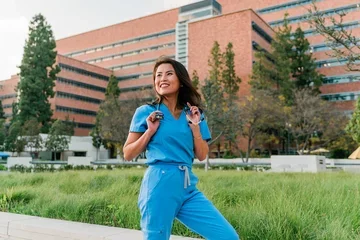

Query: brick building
<box><xmin>1</xmin><ymin>0</ymin><xmax>359</xmax><ymax>135</ymax></box>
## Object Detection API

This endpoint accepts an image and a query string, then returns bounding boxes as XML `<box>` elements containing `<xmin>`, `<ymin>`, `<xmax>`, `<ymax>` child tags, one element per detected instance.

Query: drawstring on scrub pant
<box><xmin>179</xmin><ymin>165</ymin><xmax>191</xmax><ymax>188</ymax></box>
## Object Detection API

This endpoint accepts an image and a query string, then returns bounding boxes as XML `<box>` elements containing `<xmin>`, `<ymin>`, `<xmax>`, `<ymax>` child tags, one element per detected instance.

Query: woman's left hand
<box><xmin>186</xmin><ymin>102</ymin><xmax>201</xmax><ymax>126</ymax></box>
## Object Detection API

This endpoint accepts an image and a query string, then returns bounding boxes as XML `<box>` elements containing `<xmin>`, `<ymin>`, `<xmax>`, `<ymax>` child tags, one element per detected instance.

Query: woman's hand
<box><xmin>186</xmin><ymin>102</ymin><xmax>201</xmax><ymax>126</ymax></box>
<box><xmin>146</xmin><ymin>111</ymin><xmax>163</xmax><ymax>135</ymax></box>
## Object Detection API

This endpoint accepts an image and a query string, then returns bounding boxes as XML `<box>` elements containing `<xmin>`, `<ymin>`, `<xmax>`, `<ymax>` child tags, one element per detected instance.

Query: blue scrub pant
<box><xmin>138</xmin><ymin>164</ymin><xmax>239</xmax><ymax>240</ymax></box>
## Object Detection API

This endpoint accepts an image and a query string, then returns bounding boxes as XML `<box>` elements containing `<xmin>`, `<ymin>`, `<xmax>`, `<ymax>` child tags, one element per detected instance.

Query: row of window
<box><xmin>56</xmin><ymin>105</ymin><xmax>97</xmax><ymax>116</ymax></box>
<box><xmin>87</xmin><ymin>42</ymin><xmax>175</xmax><ymax>64</ymax></box>
<box><xmin>258</xmin><ymin>0</ymin><xmax>322</xmax><ymax>14</ymax></box>
<box><xmin>303</xmin><ymin>21</ymin><xmax>359</xmax><ymax>37</ymax></box>
<box><xmin>117</xmin><ymin>72</ymin><xmax>153</xmax><ymax>81</ymax></box>
<box><xmin>0</xmin><ymin>94</ymin><xmax>17</xmax><ymax>100</ymax></box>
<box><xmin>65</xmin><ymin>29</ymin><xmax>176</xmax><ymax>58</ymax></box>
<box><xmin>321</xmin><ymin>92</ymin><xmax>359</xmax><ymax>102</ymax></box>
<box><xmin>61</xmin><ymin>121</ymin><xmax>95</xmax><ymax>129</ymax></box>
<box><xmin>270</xmin><ymin>3</ymin><xmax>360</xmax><ymax>27</ymax></box>
<box><xmin>252</xmin><ymin>22</ymin><xmax>273</xmax><ymax>44</ymax></box>
<box><xmin>56</xmin><ymin>91</ymin><xmax>102</xmax><ymax>104</ymax></box>
<box><xmin>110</xmin><ymin>55</ymin><xmax>175</xmax><ymax>71</ymax></box>
<box><xmin>252</xmin><ymin>41</ymin><xmax>274</xmax><ymax>63</ymax></box>
<box><xmin>316</xmin><ymin>58</ymin><xmax>360</xmax><ymax>68</ymax></box>
<box><xmin>323</xmin><ymin>74</ymin><xmax>360</xmax><ymax>84</ymax></box>
<box><xmin>2</xmin><ymin>104</ymin><xmax>12</xmax><ymax>108</ymax></box>
<box><xmin>57</xmin><ymin>77</ymin><xmax>106</xmax><ymax>93</ymax></box>
<box><xmin>59</xmin><ymin>63</ymin><xmax>110</xmax><ymax>81</ymax></box>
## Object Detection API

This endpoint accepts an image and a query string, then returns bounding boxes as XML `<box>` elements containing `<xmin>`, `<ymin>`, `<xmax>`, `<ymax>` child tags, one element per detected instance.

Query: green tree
<box><xmin>291</xmin><ymin>27</ymin><xmax>323</xmax><ymax>92</ymax></box>
<box><xmin>10</xmin><ymin>102</ymin><xmax>19</xmax><ymax>125</ymax></box>
<box><xmin>238</xmin><ymin>91</ymin><xmax>284</xmax><ymax>162</ymax></box>
<box><xmin>0</xmin><ymin>100</ymin><xmax>5</xmax><ymax>119</ymax></box>
<box><xmin>346</xmin><ymin>98</ymin><xmax>360</xmax><ymax>144</ymax></box>
<box><xmin>90</xmin><ymin>117</ymin><xmax>103</xmax><ymax>161</ymax></box>
<box><xmin>221</xmin><ymin>42</ymin><xmax>242</xmax><ymax>154</ymax></box>
<box><xmin>17</xmin><ymin>14</ymin><xmax>60</xmax><ymax>133</ymax></box>
<box><xmin>0</xmin><ymin>119</ymin><xmax>6</xmax><ymax>151</ymax></box>
<box><xmin>23</xmin><ymin>118</ymin><xmax>43</xmax><ymax>159</ymax></box>
<box><xmin>45</xmin><ymin>120</ymin><xmax>71</xmax><ymax>160</ymax></box>
<box><xmin>202</xmin><ymin>41</ymin><xmax>225</xmax><ymax>158</ymax></box>
<box><xmin>105</xmin><ymin>74</ymin><xmax>120</xmax><ymax>98</ymax></box>
<box><xmin>250</xmin><ymin>14</ymin><xmax>294</xmax><ymax>104</ymax></box>
<box><xmin>4</xmin><ymin>121</ymin><xmax>25</xmax><ymax>156</ymax></box>
<box><xmin>191</xmin><ymin>70</ymin><xmax>200</xmax><ymax>90</ymax></box>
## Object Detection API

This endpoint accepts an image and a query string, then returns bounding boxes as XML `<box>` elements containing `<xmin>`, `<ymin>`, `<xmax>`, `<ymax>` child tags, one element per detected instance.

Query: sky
<box><xmin>0</xmin><ymin>0</ymin><xmax>197</xmax><ymax>81</ymax></box>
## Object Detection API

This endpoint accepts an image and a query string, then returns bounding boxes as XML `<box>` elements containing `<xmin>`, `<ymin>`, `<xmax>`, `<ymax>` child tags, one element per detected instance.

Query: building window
<box><xmin>270</xmin><ymin>3</ymin><xmax>360</xmax><ymax>27</ymax></box>
<box><xmin>323</xmin><ymin>74</ymin><xmax>360</xmax><ymax>84</ymax></box>
<box><xmin>258</xmin><ymin>0</ymin><xmax>322</xmax><ymax>14</ymax></box>
<box><xmin>58</xmin><ymin>64</ymin><xmax>110</xmax><ymax>81</ymax></box>
<box><xmin>64</xmin><ymin>29</ymin><xmax>176</xmax><ymax>57</ymax></box>
<box><xmin>321</xmin><ymin>92</ymin><xmax>360</xmax><ymax>102</ymax></box>
<box><xmin>57</xmin><ymin>77</ymin><xmax>106</xmax><ymax>93</ymax></box>
<box><xmin>56</xmin><ymin>105</ymin><xmax>97</xmax><ymax>116</ymax></box>
<box><xmin>56</xmin><ymin>91</ymin><xmax>102</xmax><ymax>104</ymax></box>
<box><xmin>252</xmin><ymin>22</ymin><xmax>273</xmax><ymax>43</ymax></box>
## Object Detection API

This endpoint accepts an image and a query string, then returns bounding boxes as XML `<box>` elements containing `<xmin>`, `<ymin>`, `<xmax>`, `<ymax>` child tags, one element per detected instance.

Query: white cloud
<box><xmin>163</xmin><ymin>0</ymin><xmax>198</xmax><ymax>9</ymax></box>
<box><xmin>0</xmin><ymin>16</ymin><xmax>28</xmax><ymax>80</ymax></box>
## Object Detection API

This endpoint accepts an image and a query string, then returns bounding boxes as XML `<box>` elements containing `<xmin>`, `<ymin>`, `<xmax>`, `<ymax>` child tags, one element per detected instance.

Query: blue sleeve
<box><xmin>199</xmin><ymin>113</ymin><xmax>211</xmax><ymax>142</ymax></box>
<box><xmin>129</xmin><ymin>106</ymin><xmax>150</xmax><ymax>133</ymax></box>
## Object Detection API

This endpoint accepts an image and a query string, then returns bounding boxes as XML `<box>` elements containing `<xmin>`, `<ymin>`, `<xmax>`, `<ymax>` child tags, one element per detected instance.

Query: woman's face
<box><xmin>154</xmin><ymin>63</ymin><xmax>181</xmax><ymax>97</ymax></box>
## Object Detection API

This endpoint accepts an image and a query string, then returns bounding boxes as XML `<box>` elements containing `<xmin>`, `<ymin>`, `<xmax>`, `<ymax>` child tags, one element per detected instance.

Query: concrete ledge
<box><xmin>0</xmin><ymin>212</ymin><xmax>200</xmax><ymax>240</ymax></box>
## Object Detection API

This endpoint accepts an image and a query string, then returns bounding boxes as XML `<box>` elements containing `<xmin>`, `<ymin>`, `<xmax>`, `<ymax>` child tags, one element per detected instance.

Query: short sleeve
<box><xmin>199</xmin><ymin>113</ymin><xmax>211</xmax><ymax>142</ymax></box>
<box><xmin>129</xmin><ymin>106</ymin><xmax>150</xmax><ymax>133</ymax></box>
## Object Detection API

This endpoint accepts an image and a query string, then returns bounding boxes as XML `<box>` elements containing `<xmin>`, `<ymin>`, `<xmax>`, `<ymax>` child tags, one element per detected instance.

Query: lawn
<box><xmin>0</xmin><ymin>168</ymin><xmax>359</xmax><ymax>239</ymax></box>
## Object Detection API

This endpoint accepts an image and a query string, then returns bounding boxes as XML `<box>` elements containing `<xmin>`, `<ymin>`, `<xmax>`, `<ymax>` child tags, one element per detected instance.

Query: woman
<box><xmin>123</xmin><ymin>57</ymin><xmax>239</xmax><ymax>240</ymax></box>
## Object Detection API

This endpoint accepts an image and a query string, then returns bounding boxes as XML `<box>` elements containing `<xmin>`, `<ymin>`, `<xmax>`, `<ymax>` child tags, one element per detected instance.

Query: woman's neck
<box><xmin>162</xmin><ymin>95</ymin><xmax>179</xmax><ymax>112</ymax></box>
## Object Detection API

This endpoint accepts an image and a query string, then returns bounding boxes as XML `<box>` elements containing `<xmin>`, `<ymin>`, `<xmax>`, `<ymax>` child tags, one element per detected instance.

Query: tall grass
<box><xmin>0</xmin><ymin>169</ymin><xmax>359</xmax><ymax>239</ymax></box>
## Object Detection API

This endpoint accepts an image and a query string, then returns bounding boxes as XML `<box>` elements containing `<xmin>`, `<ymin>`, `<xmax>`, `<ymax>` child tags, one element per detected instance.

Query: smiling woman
<box><xmin>123</xmin><ymin>56</ymin><xmax>239</xmax><ymax>240</ymax></box>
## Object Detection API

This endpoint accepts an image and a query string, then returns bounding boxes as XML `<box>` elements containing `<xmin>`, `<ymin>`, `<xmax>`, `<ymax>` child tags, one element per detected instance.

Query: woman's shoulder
<box><xmin>135</xmin><ymin>104</ymin><xmax>156</xmax><ymax>114</ymax></box>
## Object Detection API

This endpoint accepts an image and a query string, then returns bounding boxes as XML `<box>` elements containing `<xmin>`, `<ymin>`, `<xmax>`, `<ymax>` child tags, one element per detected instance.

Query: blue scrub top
<box><xmin>129</xmin><ymin>103</ymin><xmax>211</xmax><ymax>166</ymax></box>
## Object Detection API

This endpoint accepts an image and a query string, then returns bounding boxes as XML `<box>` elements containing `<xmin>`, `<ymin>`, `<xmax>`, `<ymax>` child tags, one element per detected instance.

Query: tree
<box><xmin>286</xmin><ymin>89</ymin><xmax>346</xmax><ymax>154</ymax></box>
<box><xmin>308</xmin><ymin>3</ymin><xmax>360</xmax><ymax>71</ymax></box>
<box><xmin>45</xmin><ymin>120</ymin><xmax>71</xmax><ymax>160</ymax></box>
<box><xmin>23</xmin><ymin>118</ymin><xmax>43</xmax><ymax>159</ymax></box>
<box><xmin>10</xmin><ymin>102</ymin><xmax>19</xmax><ymax>125</ymax></box>
<box><xmin>221</xmin><ymin>42</ymin><xmax>242</xmax><ymax>154</ymax></box>
<box><xmin>237</xmin><ymin>91</ymin><xmax>284</xmax><ymax>162</ymax></box>
<box><xmin>106</xmin><ymin>74</ymin><xmax>120</xmax><ymax>98</ymax></box>
<box><xmin>0</xmin><ymin>119</ymin><xmax>6</xmax><ymax>151</ymax></box>
<box><xmin>99</xmin><ymin>94</ymin><xmax>146</xmax><ymax>159</ymax></box>
<box><xmin>17</xmin><ymin>14</ymin><xmax>60</xmax><ymax>133</ymax></box>
<box><xmin>250</xmin><ymin>15</ymin><xmax>294</xmax><ymax>104</ymax></box>
<box><xmin>0</xmin><ymin>100</ymin><xmax>5</xmax><ymax>119</ymax></box>
<box><xmin>345</xmin><ymin>98</ymin><xmax>360</xmax><ymax>144</ymax></box>
<box><xmin>202</xmin><ymin>41</ymin><xmax>225</xmax><ymax>159</ymax></box>
<box><xmin>291</xmin><ymin>27</ymin><xmax>324</xmax><ymax>92</ymax></box>
<box><xmin>4</xmin><ymin>121</ymin><xmax>25</xmax><ymax>156</ymax></box>
<box><xmin>90</xmin><ymin>117</ymin><xmax>103</xmax><ymax>161</ymax></box>
<box><xmin>191</xmin><ymin>70</ymin><xmax>200</xmax><ymax>90</ymax></box>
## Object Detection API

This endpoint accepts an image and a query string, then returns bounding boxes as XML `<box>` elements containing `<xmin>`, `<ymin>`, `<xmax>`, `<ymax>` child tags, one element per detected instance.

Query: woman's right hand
<box><xmin>146</xmin><ymin>111</ymin><xmax>162</xmax><ymax>135</ymax></box>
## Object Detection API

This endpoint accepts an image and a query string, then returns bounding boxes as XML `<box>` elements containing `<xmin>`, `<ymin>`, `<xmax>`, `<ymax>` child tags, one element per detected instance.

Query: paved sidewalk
<box><xmin>0</xmin><ymin>212</ymin><xmax>200</xmax><ymax>240</ymax></box>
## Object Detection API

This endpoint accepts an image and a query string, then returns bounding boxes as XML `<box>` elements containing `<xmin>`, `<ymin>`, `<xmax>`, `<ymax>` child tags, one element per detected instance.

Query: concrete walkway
<box><xmin>0</xmin><ymin>212</ymin><xmax>200</xmax><ymax>240</ymax></box>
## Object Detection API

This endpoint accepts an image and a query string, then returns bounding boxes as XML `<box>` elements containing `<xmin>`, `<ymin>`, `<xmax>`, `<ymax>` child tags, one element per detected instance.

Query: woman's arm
<box><xmin>123</xmin><ymin>130</ymin><xmax>154</xmax><ymax>161</ymax></box>
<box><xmin>123</xmin><ymin>111</ymin><xmax>160</xmax><ymax>161</ymax></box>
<box><xmin>191</xmin><ymin>125</ymin><xmax>209</xmax><ymax>161</ymax></box>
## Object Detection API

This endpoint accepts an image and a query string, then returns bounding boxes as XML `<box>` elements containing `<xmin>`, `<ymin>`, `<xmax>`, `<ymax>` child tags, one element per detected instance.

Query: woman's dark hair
<box><xmin>152</xmin><ymin>56</ymin><xmax>202</xmax><ymax>109</ymax></box>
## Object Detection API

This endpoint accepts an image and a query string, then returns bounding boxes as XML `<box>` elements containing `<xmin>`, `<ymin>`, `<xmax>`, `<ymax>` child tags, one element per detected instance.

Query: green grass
<box><xmin>0</xmin><ymin>169</ymin><xmax>360</xmax><ymax>239</ymax></box>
